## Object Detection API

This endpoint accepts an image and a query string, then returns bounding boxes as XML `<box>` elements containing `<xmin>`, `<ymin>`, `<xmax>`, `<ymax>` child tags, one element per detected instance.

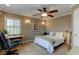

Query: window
<box><xmin>5</xmin><ymin>17</ymin><xmax>21</xmax><ymax>35</ymax></box>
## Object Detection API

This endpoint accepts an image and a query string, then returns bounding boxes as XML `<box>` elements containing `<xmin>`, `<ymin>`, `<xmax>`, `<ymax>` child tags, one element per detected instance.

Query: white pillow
<box><xmin>56</xmin><ymin>32</ymin><xmax>63</xmax><ymax>38</ymax></box>
<box><xmin>49</xmin><ymin>32</ymin><xmax>56</xmax><ymax>36</ymax></box>
<box><xmin>49</xmin><ymin>32</ymin><xmax>53</xmax><ymax>35</ymax></box>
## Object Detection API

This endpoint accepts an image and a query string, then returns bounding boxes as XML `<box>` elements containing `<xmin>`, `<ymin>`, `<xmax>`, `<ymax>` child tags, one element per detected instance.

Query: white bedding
<box><xmin>34</xmin><ymin>35</ymin><xmax>64</xmax><ymax>54</ymax></box>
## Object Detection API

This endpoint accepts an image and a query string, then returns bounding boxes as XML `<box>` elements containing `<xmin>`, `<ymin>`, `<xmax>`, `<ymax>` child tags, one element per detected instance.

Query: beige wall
<box><xmin>0</xmin><ymin>13</ymin><xmax>4</xmax><ymax>31</ymax></box>
<box><xmin>21</xmin><ymin>17</ymin><xmax>45</xmax><ymax>40</ymax></box>
<box><xmin>0</xmin><ymin>12</ymin><xmax>45</xmax><ymax>41</ymax></box>
<box><xmin>46</xmin><ymin>15</ymin><xmax>72</xmax><ymax>32</ymax></box>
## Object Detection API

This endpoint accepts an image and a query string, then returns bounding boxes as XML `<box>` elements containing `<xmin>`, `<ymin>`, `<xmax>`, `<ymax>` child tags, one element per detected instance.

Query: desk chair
<box><xmin>0</xmin><ymin>32</ymin><xmax>18</xmax><ymax>55</ymax></box>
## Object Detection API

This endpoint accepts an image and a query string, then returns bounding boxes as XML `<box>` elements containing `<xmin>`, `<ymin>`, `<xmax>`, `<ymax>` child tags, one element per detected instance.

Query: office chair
<box><xmin>0</xmin><ymin>32</ymin><xmax>19</xmax><ymax>55</ymax></box>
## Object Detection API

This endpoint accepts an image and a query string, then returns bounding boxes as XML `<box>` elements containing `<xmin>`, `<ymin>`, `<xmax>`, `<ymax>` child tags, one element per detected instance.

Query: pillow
<box><xmin>49</xmin><ymin>32</ymin><xmax>53</xmax><ymax>35</ymax></box>
<box><xmin>56</xmin><ymin>32</ymin><xmax>63</xmax><ymax>38</ymax></box>
<box><xmin>52</xmin><ymin>32</ymin><xmax>56</xmax><ymax>36</ymax></box>
<box><xmin>49</xmin><ymin>32</ymin><xmax>56</xmax><ymax>36</ymax></box>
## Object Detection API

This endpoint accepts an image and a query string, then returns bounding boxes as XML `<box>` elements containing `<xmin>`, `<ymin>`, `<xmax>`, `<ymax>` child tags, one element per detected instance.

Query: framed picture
<box><xmin>33</xmin><ymin>23</ymin><xmax>39</xmax><ymax>31</ymax></box>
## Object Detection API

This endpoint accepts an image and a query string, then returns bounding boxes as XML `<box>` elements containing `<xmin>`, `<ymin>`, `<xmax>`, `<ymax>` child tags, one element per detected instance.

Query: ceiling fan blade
<box><xmin>38</xmin><ymin>9</ymin><xmax>42</xmax><ymax>12</ymax></box>
<box><xmin>43</xmin><ymin>7</ymin><xmax>47</xmax><ymax>12</ymax></box>
<box><xmin>48</xmin><ymin>10</ymin><xmax>58</xmax><ymax>13</ymax></box>
<box><xmin>48</xmin><ymin>14</ymin><xmax>54</xmax><ymax>17</ymax></box>
<box><xmin>33</xmin><ymin>14</ymin><xmax>41</xmax><ymax>16</ymax></box>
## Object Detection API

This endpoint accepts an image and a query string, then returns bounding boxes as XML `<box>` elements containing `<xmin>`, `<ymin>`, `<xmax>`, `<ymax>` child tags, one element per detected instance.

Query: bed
<box><xmin>34</xmin><ymin>32</ymin><xmax>65</xmax><ymax>54</ymax></box>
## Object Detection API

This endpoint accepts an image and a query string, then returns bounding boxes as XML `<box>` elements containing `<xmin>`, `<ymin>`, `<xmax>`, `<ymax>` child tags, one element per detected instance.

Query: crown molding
<box><xmin>49</xmin><ymin>12</ymin><xmax>72</xmax><ymax>20</ymax></box>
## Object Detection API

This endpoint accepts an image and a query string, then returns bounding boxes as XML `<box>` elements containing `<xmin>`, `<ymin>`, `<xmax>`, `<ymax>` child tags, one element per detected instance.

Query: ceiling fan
<box><xmin>33</xmin><ymin>7</ymin><xmax>58</xmax><ymax>18</ymax></box>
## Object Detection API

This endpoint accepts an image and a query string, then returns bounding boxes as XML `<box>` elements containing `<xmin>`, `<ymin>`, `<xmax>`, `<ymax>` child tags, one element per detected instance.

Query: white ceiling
<box><xmin>0</xmin><ymin>4</ymin><xmax>74</xmax><ymax>20</ymax></box>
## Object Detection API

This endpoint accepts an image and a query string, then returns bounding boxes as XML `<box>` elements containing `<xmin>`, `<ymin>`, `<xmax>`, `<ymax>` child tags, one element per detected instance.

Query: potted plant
<box><xmin>2</xmin><ymin>30</ymin><xmax>8</xmax><ymax>36</ymax></box>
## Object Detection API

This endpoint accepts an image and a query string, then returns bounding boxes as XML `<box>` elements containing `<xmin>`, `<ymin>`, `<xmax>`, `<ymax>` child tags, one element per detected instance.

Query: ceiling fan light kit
<box><xmin>41</xmin><ymin>12</ymin><xmax>47</xmax><ymax>17</ymax></box>
<box><xmin>33</xmin><ymin>7</ymin><xmax>58</xmax><ymax>18</ymax></box>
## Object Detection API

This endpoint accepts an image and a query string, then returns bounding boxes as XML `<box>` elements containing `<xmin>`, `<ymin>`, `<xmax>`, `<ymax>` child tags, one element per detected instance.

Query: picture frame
<box><xmin>33</xmin><ymin>23</ymin><xmax>39</xmax><ymax>31</ymax></box>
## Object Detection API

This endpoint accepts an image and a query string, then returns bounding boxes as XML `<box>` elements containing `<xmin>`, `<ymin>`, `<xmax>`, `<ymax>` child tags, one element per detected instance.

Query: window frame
<box><xmin>4</xmin><ymin>17</ymin><xmax>21</xmax><ymax>35</ymax></box>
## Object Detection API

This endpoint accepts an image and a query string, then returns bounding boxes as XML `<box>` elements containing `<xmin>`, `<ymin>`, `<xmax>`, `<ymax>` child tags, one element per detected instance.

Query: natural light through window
<box><xmin>5</xmin><ymin>17</ymin><xmax>21</xmax><ymax>35</ymax></box>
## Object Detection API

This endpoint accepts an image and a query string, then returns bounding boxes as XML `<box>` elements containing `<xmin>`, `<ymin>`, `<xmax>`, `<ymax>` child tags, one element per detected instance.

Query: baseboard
<box><xmin>22</xmin><ymin>40</ymin><xmax>34</xmax><ymax>43</ymax></box>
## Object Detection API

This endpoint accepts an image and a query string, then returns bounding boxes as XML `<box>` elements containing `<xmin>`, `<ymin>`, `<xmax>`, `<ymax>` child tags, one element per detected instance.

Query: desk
<box><xmin>6</xmin><ymin>35</ymin><xmax>24</xmax><ymax>44</ymax></box>
<box><xmin>6</xmin><ymin>35</ymin><xmax>24</xmax><ymax>40</ymax></box>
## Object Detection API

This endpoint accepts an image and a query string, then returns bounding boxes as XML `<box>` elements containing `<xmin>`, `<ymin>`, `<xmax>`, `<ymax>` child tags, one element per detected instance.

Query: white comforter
<box><xmin>34</xmin><ymin>35</ymin><xmax>64</xmax><ymax>54</ymax></box>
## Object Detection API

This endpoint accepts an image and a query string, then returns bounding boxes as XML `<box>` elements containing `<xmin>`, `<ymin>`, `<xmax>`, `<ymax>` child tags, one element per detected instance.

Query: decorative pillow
<box><xmin>49</xmin><ymin>32</ymin><xmax>56</xmax><ymax>36</ymax></box>
<box><xmin>49</xmin><ymin>32</ymin><xmax>53</xmax><ymax>35</ymax></box>
<box><xmin>56</xmin><ymin>32</ymin><xmax>63</xmax><ymax>38</ymax></box>
<box><xmin>52</xmin><ymin>32</ymin><xmax>56</xmax><ymax>36</ymax></box>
